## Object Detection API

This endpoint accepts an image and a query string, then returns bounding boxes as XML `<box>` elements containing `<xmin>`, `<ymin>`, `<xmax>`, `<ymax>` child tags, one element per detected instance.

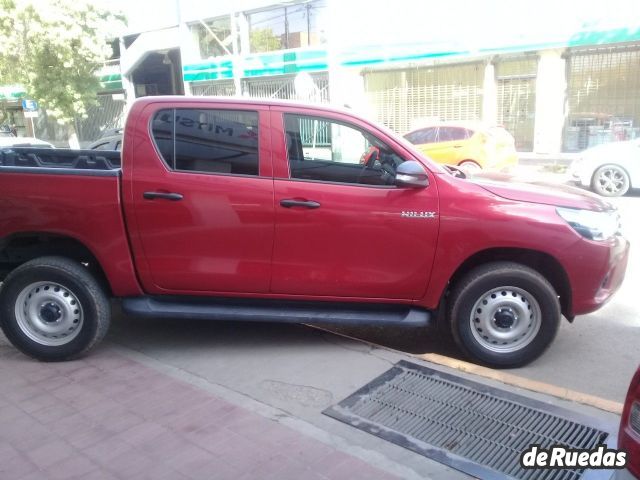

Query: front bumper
<box><xmin>568</xmin><ymin>160</ymin><xmax>594</xmax><ymax>188</ymax></box>
<box><xmin>568</xmin><ymin>234</ymin><xmax>630</xmax><ymax>316</ymax></box>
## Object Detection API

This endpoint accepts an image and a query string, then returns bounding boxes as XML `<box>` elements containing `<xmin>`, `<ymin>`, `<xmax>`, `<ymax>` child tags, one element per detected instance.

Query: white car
<box><xmin>569</xmin><ymin>139</ymin><xmax>640</xmax><ymax>197</ymax></box>
<box><xmin>0</xmin><ymin>134</ymin><xmax>54</xmax><ymax>148</ymax></box>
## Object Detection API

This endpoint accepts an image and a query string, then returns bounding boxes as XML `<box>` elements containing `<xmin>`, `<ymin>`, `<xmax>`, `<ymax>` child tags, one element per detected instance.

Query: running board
<box><xmin>121</xmin><ymin>296</ymin><xmax>431</xmax><ymax>327</ymax></box>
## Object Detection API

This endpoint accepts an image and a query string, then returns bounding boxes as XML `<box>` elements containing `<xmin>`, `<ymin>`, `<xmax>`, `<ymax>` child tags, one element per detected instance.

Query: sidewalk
<box><xmin>1</xmin><ymin>313</ymin><xmax>620</xmax><ymax>480</ymax></box>
<box><xmin>0</xmin><ymin>339</ymin><xmax>399</xmax><ymax>480</ymax></box>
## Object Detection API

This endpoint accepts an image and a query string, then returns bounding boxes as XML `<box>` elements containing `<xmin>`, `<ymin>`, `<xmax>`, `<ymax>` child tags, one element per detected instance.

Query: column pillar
<box><xmin>533</xmin><ymin>50</ymin><xmax>566</xmax><ymax>154</ymax></box>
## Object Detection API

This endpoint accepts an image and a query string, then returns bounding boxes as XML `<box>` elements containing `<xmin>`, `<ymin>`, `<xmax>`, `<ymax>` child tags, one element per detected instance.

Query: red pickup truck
<box><xmin>0</xmin><ymin>97</ymin><xmax>629</xmax><ymax>367</ymax></box>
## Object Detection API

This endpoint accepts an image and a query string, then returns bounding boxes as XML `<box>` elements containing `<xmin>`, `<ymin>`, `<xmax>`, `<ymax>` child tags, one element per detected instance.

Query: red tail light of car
<box><xmin>620</xmin><ymin>366</ymin><xmax>640</xmax><ymax>478</ymax></box>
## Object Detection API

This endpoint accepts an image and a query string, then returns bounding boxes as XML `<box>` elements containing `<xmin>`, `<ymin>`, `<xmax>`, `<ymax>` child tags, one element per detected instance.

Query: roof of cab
<box><xmin>130</xmin><ymin>95</ymin><xmax>355</xmax><ymax>117</ymax></box>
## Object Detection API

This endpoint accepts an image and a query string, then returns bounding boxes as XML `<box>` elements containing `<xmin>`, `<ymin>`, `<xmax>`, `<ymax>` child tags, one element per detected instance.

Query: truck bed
<box><xmin>0</xmin><ymin>147</ymin><xmax>121</xmax><ymax>175</ymax></box>
<box><xmin>0</xmin><ymin>147</ymin><xmax>141</xmax><ymax>296</ymax></box>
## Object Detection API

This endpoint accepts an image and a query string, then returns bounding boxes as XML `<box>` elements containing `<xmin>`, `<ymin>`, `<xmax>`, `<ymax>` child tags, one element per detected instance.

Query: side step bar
<box><xmin>121</xmin><ymin>296</ymin><xmax>432</xmax><ymax>327</ymax></box>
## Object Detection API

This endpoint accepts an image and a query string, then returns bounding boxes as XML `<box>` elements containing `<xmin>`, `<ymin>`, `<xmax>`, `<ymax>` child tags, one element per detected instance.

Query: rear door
<box><xmin>126</xmin><ymin>102</ymin><xmax>275</xmax><ymax>294</ymax></box>
<box><xmin>269</xmin><ymin>108</ymin><xmax>439</xmax><ymax>300</ymax></box>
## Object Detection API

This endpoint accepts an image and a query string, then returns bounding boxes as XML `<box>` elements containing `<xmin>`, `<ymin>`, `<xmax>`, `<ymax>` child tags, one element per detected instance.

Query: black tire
<box><xmin>591</xmin><ymin>164</ymin><xmax>630</xmax><ymax>197</ymax></box>
<box><xmin>0</xmin><ymin>256</ymin><xmax>110</xmax><ymax>361</ymax></box>
<box><xmin>448</xmin><ymin>262</ymin><xmax>560</xmax><ymax>368</ymax></box>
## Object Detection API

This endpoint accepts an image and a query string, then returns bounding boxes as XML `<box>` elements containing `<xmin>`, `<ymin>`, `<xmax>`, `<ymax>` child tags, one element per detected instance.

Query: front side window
<box><xmin>284</xmin><ymin>114</ymin><xmax>405</xmax><ymax>186</ymax></box>
<box><xmin>150</xmin><ymin>108</ymin><xmax>259</xmax><ymax>176</ymax></box>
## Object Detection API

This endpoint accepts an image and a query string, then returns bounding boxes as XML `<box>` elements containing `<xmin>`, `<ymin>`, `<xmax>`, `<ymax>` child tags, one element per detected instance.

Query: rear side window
<box><xmin>150</xmin><ymin>108</ymin><xmax>259</xmax><ymax>176</ymax></box>
<box><xmin>405</xmin><ymin>128</ymin><xmax>436</xmax><ymax>144</ymax></box>
<box><xmin>437</xmin><ymin>127</ymin><xmax>468</xmax><ymax>141</ymax></box>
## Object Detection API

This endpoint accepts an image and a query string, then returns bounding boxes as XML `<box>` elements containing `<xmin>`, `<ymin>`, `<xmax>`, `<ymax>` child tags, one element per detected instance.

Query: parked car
<box><xmin>87</xmin><ymin>127</ymin><xmax>123</xmax><ymax>151</ymax></box>
<box><xmin>403</xmin><ymin>122</ymin><xmax>518</xmax><ymax>173</ymax></box>
<box><xmin>569</xmin><ymin>139</ymin><xmax>640</xmax><ymax>197</ymax></box>
<box><xmin>0</xmin><ymin>135</ymin><xmax>54</xmax><ymax>148</ymax></box>
<box><xmin>87</xmin><ymin>135</ymin><xmax>122</xmax><ymax>151</ymax></box>
<box><xmin>617</xmin><ymin>365</ymin><xmax>640</xmax><ymax>479</ymax></box>
<box><xmin>0</xmin><ymin>97</ymin><xmax>629</xmax><ymax>368</ymax></box>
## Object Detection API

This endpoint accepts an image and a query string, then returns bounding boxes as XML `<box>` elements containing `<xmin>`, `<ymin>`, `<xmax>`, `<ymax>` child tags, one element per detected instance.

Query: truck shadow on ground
<box><xmin>109</xmin><ymin>306</ymin><xmax>464</xmax><ymax>360</ymax></box>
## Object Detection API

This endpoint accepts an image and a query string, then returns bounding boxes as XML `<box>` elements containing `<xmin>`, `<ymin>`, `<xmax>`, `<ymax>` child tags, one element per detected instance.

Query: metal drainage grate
<box><xmin>324</xmin><ymin>361</ymin><xmax>617</xmax><ymax>480</ymax></box>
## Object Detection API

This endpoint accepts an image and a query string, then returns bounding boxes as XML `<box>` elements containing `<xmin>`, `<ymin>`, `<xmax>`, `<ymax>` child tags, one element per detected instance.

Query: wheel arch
<box><xmin>458</xmin><ymin>159</ymin><xmax>482</xmax><ymax>167</ymax></box>
<box><xmin>0</xmin><ymin>233</ymin><xmax>112</xmax><ymax>295</ymax></box>
<box><xmin>444</xmin><ymin>247</ymin><xmax>572</xmax><ymax>320</ymax></box>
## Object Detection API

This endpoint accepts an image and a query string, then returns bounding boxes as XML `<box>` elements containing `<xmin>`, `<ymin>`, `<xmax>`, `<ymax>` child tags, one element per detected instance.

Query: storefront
<box><xmin>364</xmin><ymin>62</ymin><xmax>484</xmax><ymax>134</ymax></box>
<box><xmin>0</xmin><ymin>85</ymin><xmax>28</xmax><ymax>136</ymax></box>
<box><xmin>564</xmin><ymin>43</ymin><xmax>640</xmax><ymax>151</ymax></box>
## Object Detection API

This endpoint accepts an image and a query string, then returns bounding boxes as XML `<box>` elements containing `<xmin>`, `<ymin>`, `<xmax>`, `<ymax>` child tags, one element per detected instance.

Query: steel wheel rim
<box><xmin>14</xmin><ymin>281</ymin><xmax>84</xmax><ymax>346</ymax></box>
<box><xmin>597</xmin><ymin>167</ymin><xmax>626</xmax><ymax>194</ymax></box>
<box><xmin>469</xmin><ymin>286</ymin><xmax>541</xmax><ymax>353</ymax></box>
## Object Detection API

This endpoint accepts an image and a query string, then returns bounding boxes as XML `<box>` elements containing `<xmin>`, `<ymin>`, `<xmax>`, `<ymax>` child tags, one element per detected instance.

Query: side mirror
<box><xmin>395</xmin><ymin>160</ymin><xmax>429</xmax><ymax>188</ymax></box>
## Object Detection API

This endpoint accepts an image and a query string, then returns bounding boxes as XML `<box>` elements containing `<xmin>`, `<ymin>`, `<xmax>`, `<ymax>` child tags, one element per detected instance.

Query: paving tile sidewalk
<box><xmin>0</xmin><ymin>341</ymin><xmax>399</xmax><ymax>480</ymax></box>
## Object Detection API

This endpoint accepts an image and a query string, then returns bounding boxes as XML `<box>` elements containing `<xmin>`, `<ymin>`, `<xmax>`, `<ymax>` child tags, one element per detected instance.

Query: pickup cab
<box><xmin>0</xmin><ymin>96</ymin><xmax>630</xmax><ymax>367</ymax></box>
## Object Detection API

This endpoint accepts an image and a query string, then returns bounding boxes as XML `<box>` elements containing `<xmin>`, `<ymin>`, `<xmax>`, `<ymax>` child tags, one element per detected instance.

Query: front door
<box><xmin>127</xmin><ymin>104</ymin><xmax>275</xmax><ymax>294</ymax></box>
<box><xmin>270</xmin><ymin>109</ymin><xmax>439</xmax><ymax>300</ymax></box>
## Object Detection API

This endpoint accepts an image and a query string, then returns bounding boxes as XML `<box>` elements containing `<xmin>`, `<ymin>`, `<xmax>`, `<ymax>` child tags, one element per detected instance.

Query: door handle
<box><xmin>143</xmin><ymin>191</ymin><xmax>184</xmax><ymax>201</ymax></box>
<box><xmin>280</xmin><ymin>199</ymin><xmax>320</xmax><ymax>209</ymax></box>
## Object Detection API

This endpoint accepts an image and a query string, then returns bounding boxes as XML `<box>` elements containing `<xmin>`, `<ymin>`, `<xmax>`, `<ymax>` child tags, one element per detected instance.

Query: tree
<box><xmin>0</xmin><ymin>0</ymin><xmax>124</xmax><ymax>133</ymax></box>
<box><xmin>250</xmin><ymin>27</ymin><xmax>282</xmax><ymax>53</ymax></box>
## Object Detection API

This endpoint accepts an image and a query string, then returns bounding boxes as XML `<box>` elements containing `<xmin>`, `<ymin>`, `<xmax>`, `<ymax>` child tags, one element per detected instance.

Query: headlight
<box><xmin>556</xmin><ymin>207</ymin><xmax>620</xmax><ymax>241</ymax></box>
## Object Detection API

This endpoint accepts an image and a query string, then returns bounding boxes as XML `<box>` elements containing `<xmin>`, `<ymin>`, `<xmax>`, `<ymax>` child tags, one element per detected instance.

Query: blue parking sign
<box><xmin>22</xmin><ymin>99</ymin><xmax>38</xmax><ymax>111</ymax></box>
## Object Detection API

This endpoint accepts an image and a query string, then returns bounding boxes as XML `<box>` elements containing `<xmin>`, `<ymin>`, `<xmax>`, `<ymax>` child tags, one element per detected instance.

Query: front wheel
<box><xmin>0</xmin><ymin>256</ymin><xmax>110</xmax><ymax>361</ymax></box>
<box><xmin>448</xmin><ymin>262</ymin><xmax>560</xmax><ymax>368</ymax></box>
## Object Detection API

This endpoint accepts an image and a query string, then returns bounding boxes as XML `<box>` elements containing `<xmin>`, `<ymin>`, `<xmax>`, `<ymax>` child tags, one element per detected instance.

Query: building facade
<box><xmin>5</xmin><ymin>0</ymin><xmax>640</xmax><ymax>152</ymax></box>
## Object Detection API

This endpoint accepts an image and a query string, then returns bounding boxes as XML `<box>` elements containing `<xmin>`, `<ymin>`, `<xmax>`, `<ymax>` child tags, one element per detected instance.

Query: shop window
<box><xmin>190</xmin><ymin>16</ymin><xmax>233</xmax><ymax>59</ymax></box>
<box><xmin>248</xmin><ymin>0</ymin><xmax>327</xmax><ymax>53</ymax></box>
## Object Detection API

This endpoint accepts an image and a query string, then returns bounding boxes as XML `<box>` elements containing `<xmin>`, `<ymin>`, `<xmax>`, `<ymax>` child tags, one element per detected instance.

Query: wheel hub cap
<box><xmin>493</xmin><ymin>307</ymin><xmax>516</xmax><ymax>329</ymax></box>
<box><xmin>470</xmin><ymin>287</ymin><xmax>542</xmax><ymax>353</ymax></box>
<box><xmin>39</xmin><ymin>302</ymin><xmax>62</xmax><ymax>323</ymax></box>
<box><xmin>599</xmin><ymin>168</ymin><xmax>625</xmax><ymax>194</ymax></box>
<box><xmin>14</xmin><ymin>281</ymin><xmax>84</xmax><ymax>346</ymax></box>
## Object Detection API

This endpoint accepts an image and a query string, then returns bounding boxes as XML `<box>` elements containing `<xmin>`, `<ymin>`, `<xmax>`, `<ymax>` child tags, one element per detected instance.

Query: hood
<box><xmin>470</xmin><ymin>172</ymin><xmax>613</xmax><ymax>211</ymax></box>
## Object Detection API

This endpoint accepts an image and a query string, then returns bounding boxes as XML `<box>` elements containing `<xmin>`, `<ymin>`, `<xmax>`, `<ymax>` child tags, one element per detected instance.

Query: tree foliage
<box><xmin>250</xmin><ymin>28</ymin><xmax>282</xmax><ymax>53</ymax></box>
<box><xmin>0</xmin><ymin>0</ymin><xmax>124</xmax><ymax>124</ymax></box>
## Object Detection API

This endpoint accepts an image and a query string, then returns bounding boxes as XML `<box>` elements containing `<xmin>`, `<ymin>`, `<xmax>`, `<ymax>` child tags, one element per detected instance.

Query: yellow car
<box><xmin>403</xmin><ymin>122</ymin><xmax>518</xmax><ymax>173</ymax></box>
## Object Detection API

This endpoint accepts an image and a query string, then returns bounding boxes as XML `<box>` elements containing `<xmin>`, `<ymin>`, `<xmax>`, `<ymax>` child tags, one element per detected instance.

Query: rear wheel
<box><xmin>591</xmin><ymin>164</ymin><xmax>630</xmax><ymax>197</ymax></box>
<box><xmin>448</xmin><ymin>262</ymin><xmax>560</xmax><ymax>368</ymax></box>
<box><xmin>0</xmin><ymin>256</ymin><xmax>110</xmax><ymax>361</ymax></box>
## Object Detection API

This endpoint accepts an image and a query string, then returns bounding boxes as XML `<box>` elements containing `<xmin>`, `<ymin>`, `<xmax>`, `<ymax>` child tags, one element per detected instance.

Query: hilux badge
<box><xmin>401</xmin><ymin>211</ymin><xmax>437</xmax><ymax>218</ymax></box>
